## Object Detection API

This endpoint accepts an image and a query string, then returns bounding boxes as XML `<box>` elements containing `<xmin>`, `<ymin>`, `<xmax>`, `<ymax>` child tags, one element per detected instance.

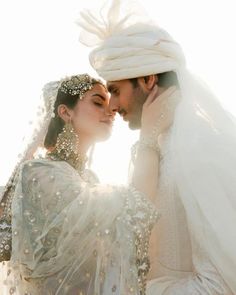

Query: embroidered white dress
<box><xmin>0</xmin><ymin>159</ymin><xmax>158</xmax><ymax>295</ymax></box>
<box><xmin>147</xmin><ymin>132</ymin><xmax>233</xmax><ymax>295</ymax></box>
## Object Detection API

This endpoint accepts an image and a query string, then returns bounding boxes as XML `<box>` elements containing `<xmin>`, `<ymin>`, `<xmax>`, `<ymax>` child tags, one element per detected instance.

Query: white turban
<box><xmin>78</xmin><ymin>0</ymin><xmax>185</xmax><ymax>81</ymax></box>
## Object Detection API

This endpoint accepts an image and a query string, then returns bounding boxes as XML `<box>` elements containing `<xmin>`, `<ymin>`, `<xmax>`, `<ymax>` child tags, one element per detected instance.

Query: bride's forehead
<box><xmin>81</xmin><ymin>87</ymin><xmax>109</xmax><ymax>102</ymax></box>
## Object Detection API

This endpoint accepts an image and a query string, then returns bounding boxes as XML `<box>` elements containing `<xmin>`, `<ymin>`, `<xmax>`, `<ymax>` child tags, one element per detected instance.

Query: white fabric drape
<box><xmin>171</xmin><ymin>69</ymin><xmax>236</xmax><ymax>293</ymax></box>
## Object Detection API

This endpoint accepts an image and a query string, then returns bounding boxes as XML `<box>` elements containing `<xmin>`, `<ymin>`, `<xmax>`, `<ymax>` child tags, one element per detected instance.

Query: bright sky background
<box><xmin>0</xmin><ymin>0</ymin><xmax>236</xmax><ymax>186</ymax></box>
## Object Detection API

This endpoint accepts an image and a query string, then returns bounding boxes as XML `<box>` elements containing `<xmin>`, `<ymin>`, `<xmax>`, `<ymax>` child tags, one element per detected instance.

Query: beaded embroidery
<box><xmin>0</xmin><ymin>171</ymin><xmax>19</xmax><ymax>262</ymax></box>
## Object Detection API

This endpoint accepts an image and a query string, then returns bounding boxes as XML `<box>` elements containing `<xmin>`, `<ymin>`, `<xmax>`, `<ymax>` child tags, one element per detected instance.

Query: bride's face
<box><xmin>71</xmin><ymin>84</ymin><xmax>114</xmax><ymax>142</ymax></box>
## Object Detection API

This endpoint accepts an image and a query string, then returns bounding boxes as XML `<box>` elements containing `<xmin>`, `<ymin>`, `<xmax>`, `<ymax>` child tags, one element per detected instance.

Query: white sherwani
<box><xmin>147</xmin><ymin>132</ymin><xmax>233</xmax><ymax>295</ymax></box>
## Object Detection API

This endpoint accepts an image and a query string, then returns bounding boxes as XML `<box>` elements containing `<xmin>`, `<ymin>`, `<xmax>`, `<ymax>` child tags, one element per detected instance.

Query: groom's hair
<box><xmin>129</xmin><ymin>71</ymin><xmax>179</xmax><ymax>88</ymax></box>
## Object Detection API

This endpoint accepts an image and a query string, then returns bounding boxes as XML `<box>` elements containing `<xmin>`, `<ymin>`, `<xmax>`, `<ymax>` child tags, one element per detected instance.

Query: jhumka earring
<box><xmin>56</xmin><ymin>122</ymin><xmax>80</xmax><ymax>159</ymax></box>
<box><xmin>48</xmin><ymin>122</ymin><xmax>87</xmax><ymax>174</ymax></box>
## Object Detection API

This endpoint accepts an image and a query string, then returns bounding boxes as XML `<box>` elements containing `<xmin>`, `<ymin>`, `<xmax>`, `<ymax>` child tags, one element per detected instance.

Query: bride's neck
<box><xmin>77</xmin><ymin>135</ymin><xmax>94</xmax><ymax>156</ymax></box>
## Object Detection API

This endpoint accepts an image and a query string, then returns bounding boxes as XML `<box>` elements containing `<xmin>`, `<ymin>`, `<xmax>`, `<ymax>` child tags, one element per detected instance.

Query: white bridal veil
<box><xmin>79</xmin><ymin>0</ymin><xmax>236</xmax><ymax>293</ymax></box>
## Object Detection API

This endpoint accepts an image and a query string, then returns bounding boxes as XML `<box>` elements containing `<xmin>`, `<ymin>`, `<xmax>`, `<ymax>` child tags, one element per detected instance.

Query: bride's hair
<box><xmin>44</xmin><ymin>78</ymin><xmax>104</xmax><ymax>149</ymax></box>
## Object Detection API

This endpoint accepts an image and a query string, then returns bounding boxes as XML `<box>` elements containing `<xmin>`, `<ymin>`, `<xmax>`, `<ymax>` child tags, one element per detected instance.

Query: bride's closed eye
<box><xmin>92</xmin><ymin>97</ymin><xmax>105</xmax><ymax>108</ymax></box>
<box><xmin>91</xmin><ymin>93</ymin><xmax>107</xmax><ymax>108</ymax></box>
<box><xmin>93</xmin><ymin>101</ymin><xmax>103</xmax><ymax>107</ymax></box>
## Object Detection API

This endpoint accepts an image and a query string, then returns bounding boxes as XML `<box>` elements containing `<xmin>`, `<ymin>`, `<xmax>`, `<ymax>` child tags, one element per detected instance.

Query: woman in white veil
<box><xmin>0</xmin><ymin>72</ymin><xmax>178</xmax><ymax>294</ymax></box>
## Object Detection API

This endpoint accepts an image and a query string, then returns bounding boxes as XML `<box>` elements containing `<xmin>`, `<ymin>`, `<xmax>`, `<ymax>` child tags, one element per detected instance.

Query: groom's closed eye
<box><xmin>108</xmin><ymin>85</ymin><xmax>120</xmax><ymax>96</ymax></box>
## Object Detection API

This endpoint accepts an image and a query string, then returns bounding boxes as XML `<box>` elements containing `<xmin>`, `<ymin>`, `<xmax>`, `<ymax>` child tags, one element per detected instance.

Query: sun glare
<box><xmin>0</xmin><ymin>0</ymin><xmax>235</xmax><ymax>186</ymax></box>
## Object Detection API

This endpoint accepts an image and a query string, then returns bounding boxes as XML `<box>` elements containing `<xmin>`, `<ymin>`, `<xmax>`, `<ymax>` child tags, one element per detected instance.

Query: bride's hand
<box><xmin>141</xmin><ymin>85</ymin><xmax>181</xmax><ymax>138</ymax></box>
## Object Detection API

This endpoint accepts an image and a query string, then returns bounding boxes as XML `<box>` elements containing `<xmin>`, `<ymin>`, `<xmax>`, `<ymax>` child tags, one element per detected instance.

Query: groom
<box><xmin>79</xmin><ymin>1</ymin><xmax>236</xmax><ymax>294</ymax></box>
<box><xmin>102</xmin><ymin>74</ymin><xmax>232</xmax><ymax>295</ymax></box>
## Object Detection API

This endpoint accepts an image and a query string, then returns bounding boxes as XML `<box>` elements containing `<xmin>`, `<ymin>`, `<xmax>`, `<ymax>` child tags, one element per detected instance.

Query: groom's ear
<box><xmin>138</xmin><ymin>75</ymin><xmax>158</xmax><ymax>92</ymax></box>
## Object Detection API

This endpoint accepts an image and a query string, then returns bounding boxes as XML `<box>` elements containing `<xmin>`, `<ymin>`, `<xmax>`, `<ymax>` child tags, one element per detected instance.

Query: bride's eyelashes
<box><xmin>92</xmin><ymin>98</ymin><xmax>108</xmax><ymax>108</ymax></box>
<box><xmin>93</xmin><ymin>101</ymin><xmax>103</xmax><ymax>107</ymax></box>
<box><xmin>91</xmin><ymin>94</ymin><xmax>108</xmax><ymax>108</ymax></box>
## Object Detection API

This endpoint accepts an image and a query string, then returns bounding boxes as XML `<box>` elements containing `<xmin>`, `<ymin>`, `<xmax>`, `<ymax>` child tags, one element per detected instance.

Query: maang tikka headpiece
<box><xmin>59</xmin><ymin>74</ymin><xmax>98</xmax><ymax>97</ymax></box>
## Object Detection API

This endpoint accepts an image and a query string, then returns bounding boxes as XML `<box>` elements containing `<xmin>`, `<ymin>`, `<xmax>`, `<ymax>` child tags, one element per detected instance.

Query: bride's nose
<box><xmin>104</xmin><ymin>106</ymin><xmax>116</xmax><ymax>118</ymax></box>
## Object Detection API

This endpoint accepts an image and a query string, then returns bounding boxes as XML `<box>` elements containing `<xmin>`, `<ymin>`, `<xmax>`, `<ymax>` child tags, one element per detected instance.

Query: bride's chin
<box><xmin>95</xmin><ymin>131</ymin><xmax>112</xmax><ymax>142</ymax></box>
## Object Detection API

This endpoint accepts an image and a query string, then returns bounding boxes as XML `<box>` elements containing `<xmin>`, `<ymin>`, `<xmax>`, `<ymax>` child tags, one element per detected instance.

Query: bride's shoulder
<box><xmin>20</xmin><ymin>158</ymin><xmax>73</xmax><ymax>177</ymax></box>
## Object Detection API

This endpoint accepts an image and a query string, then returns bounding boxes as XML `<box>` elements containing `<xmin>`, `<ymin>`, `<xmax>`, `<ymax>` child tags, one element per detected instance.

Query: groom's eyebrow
<box><xmin>107</xmin><ymin>84</ymin><xmax>116</xmax><ymax>93</ymax></box>
<box><xmin>92</xmin><ymin>93</ymin><xmax>106</xmax><ymax>101</ymax></box>
<box><xmin>107</xmin><ymin>82</ymin><xmax>116</xmax><ymax>91</ymax></box>
<box><xmin>107</xmin><ymin>85</ymin><xmax>112</xmax><ymax>92</ymax></box>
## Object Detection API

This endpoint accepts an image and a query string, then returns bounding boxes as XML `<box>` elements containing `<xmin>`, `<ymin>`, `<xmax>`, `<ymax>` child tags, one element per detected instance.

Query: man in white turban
<box><xmin>79</xmin><ymin>0</ymin><xmax>236</xmax><ymax>294</ymax></box>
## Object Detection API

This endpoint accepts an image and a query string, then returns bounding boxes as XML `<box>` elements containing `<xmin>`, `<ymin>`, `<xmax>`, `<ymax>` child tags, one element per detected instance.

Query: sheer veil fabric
<box><xmin>172</xmin><ymin>69</ymin><xmax>236</xmax><ymax>293</ymax></box>
<box><xmin>78</xmin><ymin>0</ymin><xmax>236</xmax><ymax>293</ymax></box>
<box><xmin>0</xmin><ymin>76</ymin><xmax>159</xmax><ymax>294</ymax></box>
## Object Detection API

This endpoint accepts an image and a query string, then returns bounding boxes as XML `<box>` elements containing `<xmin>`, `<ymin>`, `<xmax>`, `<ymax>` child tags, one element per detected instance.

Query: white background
<box><xmin>0</xmin><ymin>0</ymin><xmax>235</xmax><ymax>185</ymax></box>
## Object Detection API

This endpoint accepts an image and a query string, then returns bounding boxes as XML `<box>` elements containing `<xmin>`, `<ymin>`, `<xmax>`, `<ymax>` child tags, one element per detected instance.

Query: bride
<box><xmin>0</xmin><ymin>73</ymin><xmax>173</xmax><ymax>294</ymax></box>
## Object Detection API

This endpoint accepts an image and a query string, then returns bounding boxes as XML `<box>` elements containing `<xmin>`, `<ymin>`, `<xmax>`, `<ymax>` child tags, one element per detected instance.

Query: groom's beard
<box><xmin>128</xmin><ymin>87</ymin><xmax>148</xmax><ymax>130</ymax></box>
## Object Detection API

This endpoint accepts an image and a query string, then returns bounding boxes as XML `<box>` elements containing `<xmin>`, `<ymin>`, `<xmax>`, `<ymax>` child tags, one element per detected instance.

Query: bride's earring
<box><xmin>55</xmin><ymin>122</ymin><xmax>79</xmax><ymax>160</ymax></box>
<box><xmin>48</xmin><ymin>122</ymin><xmax>87</xmax><ymax>173</ymax></box>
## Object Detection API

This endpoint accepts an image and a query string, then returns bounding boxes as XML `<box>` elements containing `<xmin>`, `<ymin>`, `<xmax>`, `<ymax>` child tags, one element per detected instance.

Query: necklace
<box><xmin>47</xmin><ymin>149</ymin><xmax>88</xmax><ymax>175</ymax></box>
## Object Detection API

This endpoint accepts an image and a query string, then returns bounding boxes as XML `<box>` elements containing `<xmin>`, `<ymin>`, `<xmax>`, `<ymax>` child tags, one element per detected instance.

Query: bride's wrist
<box><xmin>131</xmin><ymin>135</ymin><xmax>161</xmax><ymax>164</ymax></box>
<box><xmin>140</xmin><ymin>124</ymin><xmax>161</xmax><ymax>144</ymax></box>
<box><xmin>139</xmin><ymin>135</ymin><xmax>160</xmax><ymax>153</ymax></box>
<box><xmin>141</xmin><ymin>112</ymin><xmax>165</xmax><ymax>139</ymax></box>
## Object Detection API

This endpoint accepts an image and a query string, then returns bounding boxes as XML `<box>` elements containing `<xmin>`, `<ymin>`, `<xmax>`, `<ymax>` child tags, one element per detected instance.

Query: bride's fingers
<box><xmin>152</xmin><ymin>90</ymin><xmax>180</xmax><ymax>119</ymax></box>
<box><xmin>150</xmin><ymin>86</ymin><xmax>177</xmax><ymax>109</ymax></box>
<box><xmin>143</xmin><ymin>85</ymin><xmax>158</xmax><ymax>107</ymax></box>
<box><xmin>152</xmin><ymin>90</ymin><xmax>180</xmax><ymax>127</ymax></box>
<box><xmin>165</xmin><ymin>90</ymin><xmax>181</xmax><ymax>112</ymax></box>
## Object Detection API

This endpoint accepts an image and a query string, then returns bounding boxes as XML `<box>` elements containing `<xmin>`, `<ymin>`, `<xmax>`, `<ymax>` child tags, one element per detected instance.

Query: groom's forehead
<box><xmin>107</xmin><ymin>80</ymin><xmax>132</xmax><ymax>91</ymax></box>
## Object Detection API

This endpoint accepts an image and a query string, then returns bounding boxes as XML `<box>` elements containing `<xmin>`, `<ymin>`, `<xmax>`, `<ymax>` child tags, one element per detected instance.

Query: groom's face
<box><xmin>107</xmin><ymin>79</ymin><xmax>148</xmax><ymax>129</ymax></box>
